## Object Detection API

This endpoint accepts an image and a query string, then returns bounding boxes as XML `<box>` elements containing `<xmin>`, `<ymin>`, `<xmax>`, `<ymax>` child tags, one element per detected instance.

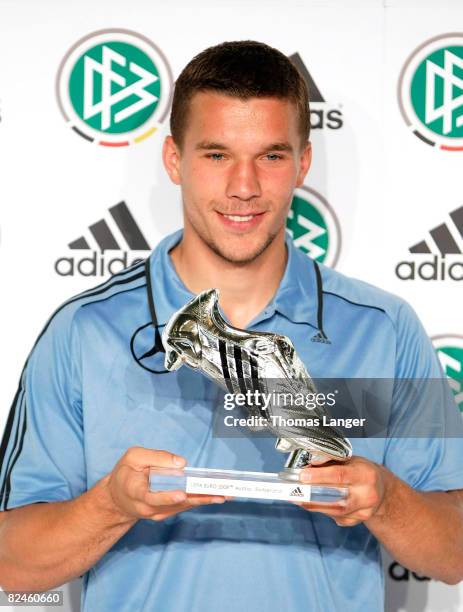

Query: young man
<box><xmin>0</xmin><ymin>41</ymin><xmax>463</xmax><ymax>612</ymax></box>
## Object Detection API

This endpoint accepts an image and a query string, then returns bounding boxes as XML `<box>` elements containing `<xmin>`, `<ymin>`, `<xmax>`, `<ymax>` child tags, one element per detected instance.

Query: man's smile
<box><xmin>215</xmin><ymin>210</ymin><xmax>266</xmax><ymax>231</ymax></box>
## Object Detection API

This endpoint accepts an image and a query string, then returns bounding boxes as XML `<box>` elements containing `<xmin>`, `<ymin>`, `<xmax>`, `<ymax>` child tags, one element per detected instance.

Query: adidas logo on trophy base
<box><xmin>289</xmin><ymin>486</ymin><xmax>305</xmax><ymax>497</ymax></box>
<box><xmin>55</xmin><ymin>201</ymin><xmax>151</xmax><ymax>277</ymax></box>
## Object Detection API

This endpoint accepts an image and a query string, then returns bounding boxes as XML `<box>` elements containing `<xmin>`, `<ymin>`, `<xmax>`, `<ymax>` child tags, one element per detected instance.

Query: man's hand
<box><xmin>0</xmin><ymin>446</ymin><xmax>229</xmax><ymax>592</ymax></box>
<box><xmin>106</xmin><ymin>446</ymin><xmax>227</xmax><ymax>522</ymax></box>
<box><xmin>296</xmin><ymin>456</ymin><xmax>394</xmax><ymax>526</ymax></box>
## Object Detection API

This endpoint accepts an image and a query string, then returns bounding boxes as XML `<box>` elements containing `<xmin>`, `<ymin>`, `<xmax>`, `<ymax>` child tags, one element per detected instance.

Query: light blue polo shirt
<box><xmin>1</xmin><ymin>228</ymin><xmax>462</xmax><ymax>612</ymax></box>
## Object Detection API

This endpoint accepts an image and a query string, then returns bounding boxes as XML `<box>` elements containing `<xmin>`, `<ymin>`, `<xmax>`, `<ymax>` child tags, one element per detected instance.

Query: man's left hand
<box><xmin>297</xmin><ymin>456</ymin><xmax>395</xmax><ymax>527</ymax></box>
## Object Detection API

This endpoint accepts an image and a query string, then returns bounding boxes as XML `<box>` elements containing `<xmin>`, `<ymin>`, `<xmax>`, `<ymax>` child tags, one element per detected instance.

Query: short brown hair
<box><xmin>170</xmin><ymin>40</ymin><xmax>310</xmax><ymax>148</ymax></box>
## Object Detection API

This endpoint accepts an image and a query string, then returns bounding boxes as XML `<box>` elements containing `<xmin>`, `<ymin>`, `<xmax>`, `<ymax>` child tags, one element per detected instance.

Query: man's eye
<box><xmin>266</xmin><ymin>154</ymin><xmax>282</xmax><ymax>161</ymax></box>
<box><xmin>208</xmin><ymin>153</ymin><xmax>224</xmax><ymax>161</ymax></box>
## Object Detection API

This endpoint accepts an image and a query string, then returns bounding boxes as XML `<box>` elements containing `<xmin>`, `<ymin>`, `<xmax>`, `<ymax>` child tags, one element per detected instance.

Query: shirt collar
<box><xmin>147</xmin><ymin>228</ymin><xmax>320</xmax><ymax>332</ymax></box>
<box><xmin>270</xmin><ymin>231</ymin><xmax>320</xmax><ymax>330</ymax></box>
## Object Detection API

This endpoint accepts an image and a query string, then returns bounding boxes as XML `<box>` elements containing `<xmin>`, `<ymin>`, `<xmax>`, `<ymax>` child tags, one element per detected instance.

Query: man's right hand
<box><xmin>106</xmin><ymin>446</ymin><xmax>227</xmax><ymax>522</ymax></box>
<box><xmin>0</xmin><ymin>446</ymin><xmax>227</xmax><ymax>592</ymax></box>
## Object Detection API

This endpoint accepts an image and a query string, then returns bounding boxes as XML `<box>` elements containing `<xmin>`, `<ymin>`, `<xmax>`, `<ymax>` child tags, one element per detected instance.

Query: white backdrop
<box><xmin>1</xmin><ymin>1</ymin><xmax>462</xmax><ymax>610</ymax></box>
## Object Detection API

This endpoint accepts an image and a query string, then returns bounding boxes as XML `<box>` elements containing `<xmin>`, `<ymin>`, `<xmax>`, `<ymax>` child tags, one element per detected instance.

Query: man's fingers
<box><xmin>335</xmin><ymin>517</ymin><xmax>362</xmax><ymax>527</ymax></box>
<box><xmin>145</xmin><ymin>494</ymin><xmax>228</xmax><ymax>521</ymax></box>
<box><xmin>150</xmin><ymin>505</ymin><xmax>196</xmax><ymax>521</ymax></box>
<box><xmin>112</xmin><ymin>451</ymin><xmax>232</xmax><ymax>522</ymax></box>
<box><xmin>294</xmin><ymin>487</ymin><xmax>365</xmax><ymax>514</ymax></box>
<box><xmin>300</xmin><ymin>463</ymin><xmax>351</xmax><ymax>486</ymax></box>
<box><xmin>144</xmin><ymin>490</ymin><xmax>227</xmax><ymax>508</ymax></box>
<box><xmin>121</xmin><ymin>468</ymin><xmax>186</xmax><ymax>506</ymax></box>
<box><xmin>299</xmin><ymin>504</ymin><xmax>361</xmax><ymax>527</ymax></box>
<box><xmin>296</xmin><ymin>501</ymin><xmax>347</xmax><ymax>515</ymax></box>
<box><xmin>124</xmin><ymin>460</ymin><xmax>229</xmax><ymax>507</ymax></box>
<box><xmin>295</xmin><ymin>495</ymin><xmax>376</xmax><ymax>524</ymax></box>
<box><xmin>184</xmin><ymin>494</ymin><xmax>227</xmax><ymax>505</ymax></box>
<box><xmin>119</xmin><ymin>465</ymin><xmax>152</xmax><ymax>502</ymax></box>
<box><xmin>144</xmin><ymin>489</ymin><xmax>188</xmax><ymax>507</ymax></box>
<box><xmin>121</xmin><ymin>446</ymin><xmax>187</xmax><ymax>471</ymax></box>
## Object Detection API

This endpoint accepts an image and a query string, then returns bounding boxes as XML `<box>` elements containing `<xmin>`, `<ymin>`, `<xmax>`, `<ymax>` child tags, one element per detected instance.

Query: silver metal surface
<box><xmin>163</xmin><ymin>288</ymin><xmax>352</xmax><ymax>467</ymax></box>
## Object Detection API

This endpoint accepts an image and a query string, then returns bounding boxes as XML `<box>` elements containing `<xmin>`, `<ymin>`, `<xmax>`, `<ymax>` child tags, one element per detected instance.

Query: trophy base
<box><xmin>149</xmin><ymin>467</ymin><xmax>348</xmax><ymax>504</ymax></box>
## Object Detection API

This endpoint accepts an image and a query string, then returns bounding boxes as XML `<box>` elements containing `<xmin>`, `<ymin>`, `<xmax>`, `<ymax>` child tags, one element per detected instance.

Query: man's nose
<box><xmin>225</xmin><ymin>160</ymin><xmax>262</xmax><ymax>201</ymax></box>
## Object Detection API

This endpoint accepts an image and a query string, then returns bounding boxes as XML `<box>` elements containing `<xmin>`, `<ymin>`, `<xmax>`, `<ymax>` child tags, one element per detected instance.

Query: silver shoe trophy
<box><xmin>149</xmin><ymin>289</ymin><xmax>352</xmax><ymax>504</ymax></box>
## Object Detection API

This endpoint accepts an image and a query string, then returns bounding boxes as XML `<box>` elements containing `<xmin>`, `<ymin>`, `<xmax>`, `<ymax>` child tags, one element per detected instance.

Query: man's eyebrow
<box><xmin>195</xmin><ymin>141</ymin><xmax>228</xmax><ymax>151</ymax></box>
<box><xmin>194</xmin><ymin>141</ymin><xmax>294</xmax><ymax>153</ymax></box>
<box><xmin>263</xmin><ymin>142</ymin><xmax>293</xmax><ymax>153</ymax></box>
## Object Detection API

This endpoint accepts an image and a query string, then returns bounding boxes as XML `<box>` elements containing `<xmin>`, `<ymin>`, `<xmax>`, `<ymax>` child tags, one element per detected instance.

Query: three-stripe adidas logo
<box><xmin>409</xmin><ymin>205</ymin><xmax>463</xmax><ymax>256</ymax></box>
<box><xmin>396</xmin><ymin>205</ymin><xmax>463</xmax><ymax>282</ymax></box>
<box><xmin>289</xmin><ymin>52</ymin><xmax>343</xmax><ymax>130</ymax></box>
<box><xmin>311</xmin><ymin>331</ymin><xmax>331</xmax><ymax>344</ymax></box>
<box><xmin>290</xmin><ymin>486</ymin><xmax>304</xmax><ymax>497</ymax></box>
<box><xmin>217</xmin><ymin>337</ymin><xmax>264</xmax><ymax>397</ymax></box>
<box><xmin>55</xmin><ymin>201</ymin><xmax>151</xmax><ymax>277</ymax></box>
<box><xmin>69</xmin><ymin>201</ymin><xmax>150</xmax><ymax>252</ymax></box>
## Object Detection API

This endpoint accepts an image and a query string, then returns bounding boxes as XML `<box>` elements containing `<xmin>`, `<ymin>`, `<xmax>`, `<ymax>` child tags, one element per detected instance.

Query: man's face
<box><xmin>163</xmin><ymin>92</ymin><xmax>311</xmax><ymax>264</ymax></box>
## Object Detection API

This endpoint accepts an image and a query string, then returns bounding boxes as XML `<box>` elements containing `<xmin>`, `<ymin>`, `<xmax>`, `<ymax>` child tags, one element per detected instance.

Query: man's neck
<box><xmin>169</xmin><ymin>228</ymin><xmax>288</xmax><ymax>329</ymax></box>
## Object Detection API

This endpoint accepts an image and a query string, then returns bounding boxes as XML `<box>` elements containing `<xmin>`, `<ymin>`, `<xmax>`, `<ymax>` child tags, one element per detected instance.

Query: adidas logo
<box><xmin>311</xmin><ymin>331</ymin><xmax>331</xmax><ymax>344</ymax></box>
<box><xmin>396</xmin><ymin>205</ymin><xmax>463</xmax><ymax>281</ymax></box>
<box><xmin>55</xmin><ymin>201</ymin><xmax>151</xmax><ymax>277</ymax></box>
<box><xmin>289</xmin><ymin>486</ymin><xmax>304</xmax><ymax>497</ymax></box>
<box><xmin>289</xmin><ymin>53</ymin><xmax>343</xmax><ymax>130</ymax></box>
<box><xmin>69</xmin><ymin>201</ymin><xmax>150</xmax><ymax>251</ymax></box>
<box><xmin>409</xmin><ymin>205</ymin><xmax>463</xmax><ymax>256</ymax></box>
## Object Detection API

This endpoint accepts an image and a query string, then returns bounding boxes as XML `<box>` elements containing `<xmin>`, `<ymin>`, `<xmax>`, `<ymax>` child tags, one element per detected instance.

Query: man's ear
<box><xmin>295</xmin><ymin>141</ymin><xmax>312</xmax><ymax>188</ymax></box>
<box><xmin>162</xmin><ymin>135</ymin><xmax>181</xmax><ymax>185</ymax></box>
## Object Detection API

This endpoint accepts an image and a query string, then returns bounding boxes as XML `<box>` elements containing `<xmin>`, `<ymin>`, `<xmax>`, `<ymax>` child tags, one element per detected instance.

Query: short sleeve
<box><xmin>383</xmin><ymin>300</ymin><xmax>463</xmax><ymax>492</ymax></box>
<box><xmin>0</xmin><ymin>304</ymin><xmax>86</xmax><ymax>511</ymax></box>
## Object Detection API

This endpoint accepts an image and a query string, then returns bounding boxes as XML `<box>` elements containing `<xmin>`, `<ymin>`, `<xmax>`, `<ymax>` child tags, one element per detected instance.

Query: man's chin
<box><xmin>209</xmin><ymin>235</ymin><xmax>276</xmax><ymax>265</ymax></box>
<box><xmin>216</xmin><ymin>251</ymin><xmax>260</xmax><ymax>265</ymax></box>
